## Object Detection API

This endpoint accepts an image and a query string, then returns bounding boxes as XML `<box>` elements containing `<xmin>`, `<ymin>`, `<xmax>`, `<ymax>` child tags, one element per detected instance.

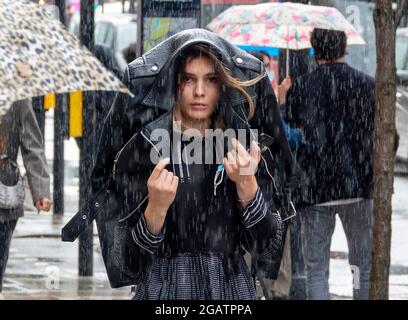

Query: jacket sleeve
<box><xmin>122</xmin><ymin>206</ymin><xmax>168</xmax><ymax>281</ymax></box>
<box><xmin>129</xmin><ymin>213</ymin><xmax>166</xmax><ymax>254</ymax></box>
<box><xmin>359</xmin><ymin>79</ymin><xmax>375</xmax><ymax>198</ymax></box>
<box><xmin>238</xmin><ymin>186</ymin><xmax>284</xmax><ymax>255</ymax></box>
<box><xmin>90</xmin><ymin>68</ymin><xmax>133</xmax><ymax>193</ymax></box>
<box><xmin>19</xmin><ymin>99</ymin><xmax>50</xmax><ymax>203</ymax></box>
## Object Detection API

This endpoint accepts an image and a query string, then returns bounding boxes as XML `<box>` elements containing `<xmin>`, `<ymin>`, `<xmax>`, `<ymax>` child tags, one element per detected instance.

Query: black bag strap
<box><xmin>61</xmin><ymin>181</ymin><xmax>110</xmax><ymax>242</ymax></box>
<box><xmin>61</xmin><ymin>129</ymin><xmax>142</xmax><ymax>242</ymax></box>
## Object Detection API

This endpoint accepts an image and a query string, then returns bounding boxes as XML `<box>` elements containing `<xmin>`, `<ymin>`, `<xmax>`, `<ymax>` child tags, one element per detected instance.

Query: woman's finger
<box><xmin>157</xmin><ymin>168</ymin><xmax>169</xmax><ymax>185</ymax></box>
<box><xmin>163</xmin><ymin>171</ymin><xmax>174</xmax><ymax>186</ymax></box>
<box><xmin>150</xmin><ymin>157</ymin><xmax>170</xmax><ymax>180</ymax></box>
<box><xmin>223</xmin><ymin>157</ymin><xmax>233</xmax><ymax>177</ymax></box>
<box><xmin>171</xmin><ymin>175</ymin><xmax>179</xmax><ymax>190</ymax></box>
<box><xmin>231</xmin><ymin>139</ymin><xmax>251</xmax><ymax>168</ymax></box>
<box><xmin>227</xmin><ymin>151</ymin><xmax>237</xmax><ymax>170</ymax></box>
<box><xmin>232</xmin><ymin>138</ymin><xmax>250</xmax><ymax>159</ymax></box>
<box><xmin>237</xmin><ymin>152</ymin><xmax>250</xmax><ymax>168</ymax></box>
<box><xmin>250</xmin><ymin>140</ymin><xmax>261</xmax><ymax>163</ymax></box>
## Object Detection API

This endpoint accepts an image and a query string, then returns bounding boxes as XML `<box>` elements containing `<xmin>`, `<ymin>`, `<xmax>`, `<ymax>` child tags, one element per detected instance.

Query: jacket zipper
<box><xmin>118</xmin><ymin>194</ymin><xmax>149</xmax><ymax>222</ymax></box>
<box><xmin>112</xmin><ymin>109</ymin><xmax>169</xmax><ymax>181</ymax></box>
<box><xmin>112</xmin><ymin>130</ymin><xmax>140</xmax><ymax>181</ymax></box>
<box><xmin>140</xmin><ymin>129</ymin><xmax>163</xmax><ymax>158</ymax></box>
<box><xmin>115</xmin><ymin>128</ymin><xmax>163</xmax><ymax>222</ymax></box>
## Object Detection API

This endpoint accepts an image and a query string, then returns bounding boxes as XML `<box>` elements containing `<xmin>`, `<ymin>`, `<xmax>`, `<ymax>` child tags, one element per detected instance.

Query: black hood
<box><xmin>127</xmin><ymin>28</ymin><xmax>264</xmax><ymax>115</ymax></box>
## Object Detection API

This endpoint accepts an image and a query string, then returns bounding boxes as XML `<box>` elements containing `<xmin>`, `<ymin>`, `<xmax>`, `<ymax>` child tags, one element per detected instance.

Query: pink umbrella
<box><xmin>208</xmin><ymin>2</ymin><xmax>365</xmax><ymax>75</ymax></box>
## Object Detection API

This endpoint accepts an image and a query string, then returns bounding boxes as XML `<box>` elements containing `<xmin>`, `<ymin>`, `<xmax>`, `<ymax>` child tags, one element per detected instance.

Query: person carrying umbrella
<box><xmin>0</xmin><ymin>100</ymin><xmax>51</xmax><ymax>298</ymax></box>
<box><xmin>84</xmin><ymin>29</ymin><xmax>295</xmax><ymax>299</ymax></box>
<box><xmin>284</xmin><ymin>28</ymin><xmax>375</xmax><ymax>300</ymax></box>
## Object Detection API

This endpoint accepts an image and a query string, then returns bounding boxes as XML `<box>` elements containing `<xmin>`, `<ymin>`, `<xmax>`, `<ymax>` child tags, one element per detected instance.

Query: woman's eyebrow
<box><xmin>183</xmin><ymin>72</ymin><xmax>217</xmax><ymax>77</ymax></box>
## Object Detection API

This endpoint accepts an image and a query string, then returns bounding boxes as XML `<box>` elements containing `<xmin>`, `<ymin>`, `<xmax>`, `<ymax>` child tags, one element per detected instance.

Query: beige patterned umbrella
<box><xmin>0</xmin><ymin>0</ymin><xmax>131</xmax><ymax>116</ymax></box>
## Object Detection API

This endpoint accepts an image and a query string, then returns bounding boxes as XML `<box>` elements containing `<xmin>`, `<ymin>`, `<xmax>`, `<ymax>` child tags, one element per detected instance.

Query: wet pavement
<box><xmin>395</xmin><ymin>92</ymin><xmax>408</xmax><ymax>175</ymax></box>
<box><xmin>329</xmin><ymin>175</ymin><xmax>408</xmax><ymax>300</ymax></box>
<box><xmin>2</xmin><ymin>109</ymin><xmax>408</xmax><ymax>300</ymax></box>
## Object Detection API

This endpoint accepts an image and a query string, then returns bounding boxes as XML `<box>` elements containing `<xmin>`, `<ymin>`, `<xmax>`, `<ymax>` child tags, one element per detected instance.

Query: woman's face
<box><xmin>177</xmin><ymin>56</ymin><xmax>221</xmax><ymax>125</ymax></box>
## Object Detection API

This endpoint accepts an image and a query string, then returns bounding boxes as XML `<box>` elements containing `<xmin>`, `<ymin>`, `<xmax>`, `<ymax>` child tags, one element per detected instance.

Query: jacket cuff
<box><xmin>130</xmin><ymin>213</ymin><xmax>165</xmax><ymax>254</ymax></box>
<box><xmin>239</xmin><ymin>187</ymin><xmax>267</xmax><ymax>229</ymax></box>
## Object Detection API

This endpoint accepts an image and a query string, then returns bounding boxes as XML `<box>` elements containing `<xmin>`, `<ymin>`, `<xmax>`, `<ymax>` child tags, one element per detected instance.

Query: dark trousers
<box><xmin>300</xmin><ymin>200</ymin><xmax>373</xmax><ymax>300</ymax></box>
<box><xmin>0</xmin><ymin>219</ymin><xmax>17</xmax><ymax>292</ymax></box>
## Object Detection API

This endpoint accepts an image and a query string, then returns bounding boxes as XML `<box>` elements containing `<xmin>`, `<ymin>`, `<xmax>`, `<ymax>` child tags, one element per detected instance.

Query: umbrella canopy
<box><xmin>0</xmin><ymin>0</ymin><xmax>130</xmax><ymax>116</ymax></box>
<box><xmin>207</xmin><ymin>2</ymin><xmax>366</xmax><ymax>50</ymax></box>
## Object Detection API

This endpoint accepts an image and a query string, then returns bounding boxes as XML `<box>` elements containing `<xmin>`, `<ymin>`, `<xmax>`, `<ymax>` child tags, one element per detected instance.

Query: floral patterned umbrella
<box><xmin>0</xmin><ymin>0</ymin><xmax>131</xmax><ymax>116</ymax></box>
<box><xmin>207</xmin><ymin>2</ymin><xmax>365</xmax><ymax>50</ymax></box>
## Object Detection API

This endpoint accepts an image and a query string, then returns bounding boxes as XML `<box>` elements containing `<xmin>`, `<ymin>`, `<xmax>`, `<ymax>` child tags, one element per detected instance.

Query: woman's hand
<box><xmin>223</xmin><ymin>138</ymin><xmax>261</xmax><ymax>208</ymax></box>
<box><xmin>144</xmin><ymin>158</ymin><xmax>179</xmax><ymax>235</ymax></box>
<box><xmin>277</xmin><ymin>76</ymin><xmax>292</xmax><ymax>105</ymax></box>
<box><xmin>34</xmin><ymin>198</ymin><xmax>52</xmax><ymax>213</ymax></box>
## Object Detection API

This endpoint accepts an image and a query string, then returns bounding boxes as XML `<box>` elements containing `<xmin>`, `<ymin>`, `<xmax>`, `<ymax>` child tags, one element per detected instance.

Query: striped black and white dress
<box><xmin>130</xmin><ymin>134</ymin><xmax>283</xmax><ymax>300</ymax></box>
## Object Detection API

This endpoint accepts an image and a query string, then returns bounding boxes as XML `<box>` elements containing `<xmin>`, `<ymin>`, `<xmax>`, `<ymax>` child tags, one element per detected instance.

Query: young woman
<box><xmin>89</xmin><ymin>29</ymin><xmax>294</xmax><ymax>300</ymax></box>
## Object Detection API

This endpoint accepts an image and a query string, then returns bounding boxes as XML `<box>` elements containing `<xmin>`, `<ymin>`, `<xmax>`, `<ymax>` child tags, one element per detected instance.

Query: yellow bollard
<box><xmin>44</xmin><ymin>93</ymin><xmax>56</xmax><ymax>110</ymax></box>
<box><xmin>69</xmin><ymin>91</ymin><xmax>83</xmax><ymax>138</ymax></box>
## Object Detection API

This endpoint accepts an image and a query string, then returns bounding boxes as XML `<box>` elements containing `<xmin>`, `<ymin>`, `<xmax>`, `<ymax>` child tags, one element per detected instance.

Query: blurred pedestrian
<box><xmin>122</xmin><ymin>42</ymin><xmax>137</xmax><ymax>65</ymax></box>
<box><xmin>250</xmin><ymin>51</ymin><xmax>303</xmax><ymax>150</ymax></box>
<box><xmin>248</xmin><ymin>50</ymin><xmax>302</xmax><ymax>300</ymax></box>
<box><xmin>248</xmin><ymin>51</ymin><xmax>279</xmax><ymax>92</ymax></box>
<box><xmin>0</xmin><ymin>99</ymin><xmax>51</xmax><ymax>297</ymax></box>
<box><xmin>90</xmin><ymin>29</ymin><xmax>295</xmax><ymax>299</ymax></box>
<box><xmin>285</xmin><ymin>28</ymin><xmax>375</xmax><ymax>300</ymax></box>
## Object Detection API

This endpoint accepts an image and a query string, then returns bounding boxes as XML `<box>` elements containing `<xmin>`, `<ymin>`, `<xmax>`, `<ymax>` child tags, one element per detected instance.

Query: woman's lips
<box><xmin>190</xmin><ymin>103</ymin><xmax>207</xmax><ymax>110</ymax></box>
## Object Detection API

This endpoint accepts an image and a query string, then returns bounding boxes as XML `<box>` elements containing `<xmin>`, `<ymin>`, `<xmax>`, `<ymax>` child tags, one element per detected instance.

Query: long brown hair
<box><xmin>173</xmin><ymin>43</ymin><xmax>265</xmax><ymax>128</ymax></box>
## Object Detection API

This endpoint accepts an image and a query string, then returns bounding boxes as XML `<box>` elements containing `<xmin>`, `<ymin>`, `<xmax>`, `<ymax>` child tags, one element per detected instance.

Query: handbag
<box><xmin>0</xmin><ymin>155</ymin><xmax>25</xmax><ymax>209</ymax></box>
<box><xmin>62</xmin><ymin>130</ymin><xmax>147</xmax><ymax>288</ymax></box>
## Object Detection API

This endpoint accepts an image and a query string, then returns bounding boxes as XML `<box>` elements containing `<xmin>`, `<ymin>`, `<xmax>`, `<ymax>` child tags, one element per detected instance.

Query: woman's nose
<box><xmin>194</xmin><ymin>81</ymin><xmax>205</xmax><ymax>96</ymax></box>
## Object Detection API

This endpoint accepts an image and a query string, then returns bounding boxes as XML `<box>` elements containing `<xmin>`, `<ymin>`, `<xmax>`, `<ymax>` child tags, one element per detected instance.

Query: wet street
<box><xmin>330</xmin><ymin>175</ymin><xmax>408</xmax><ymax>299</ymax></box>
<box><xmin>2</xmin><ymin>110</ymin><xmax>407</xmax><ymax>300</ymax></box>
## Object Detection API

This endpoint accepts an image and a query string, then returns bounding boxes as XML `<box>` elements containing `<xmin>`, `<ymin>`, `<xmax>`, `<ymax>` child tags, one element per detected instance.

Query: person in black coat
<box><xmin>62</xmin><ymin>29</ymin><xmax>296</xmax><ymax>299</ymax></box>
<box><xmin>61</xmin><ymin>29</ymin><xmax>296</xmax><ymax>300</ymax></box>
<box><xmin>284</xmin><ymin>28</ymin><xmax>375</xmax><ymax>300</ymax></box>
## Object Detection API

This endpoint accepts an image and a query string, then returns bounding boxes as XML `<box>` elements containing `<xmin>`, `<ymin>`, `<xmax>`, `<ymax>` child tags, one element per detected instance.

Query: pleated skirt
<box><xmin>132</xmin><ymin>252</ymin><xmax>257</xmax><ymax>300</ymax></box>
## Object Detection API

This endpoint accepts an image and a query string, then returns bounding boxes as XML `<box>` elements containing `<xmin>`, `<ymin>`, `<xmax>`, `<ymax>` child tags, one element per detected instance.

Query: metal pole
<box><xmin>53</xmin><ymin>0</ymin><xmax>66</xmax><ymax>216</ymax></box>
<box><xmin>136</xmin><ymin>0</ymin><xmax>142</xmax><ymax>57</ymax></box>
<box><xmin>78</xmin><ymin>0</ymin><xmax>95</xmax><ymax>276</ymax></box>
<box><xmin>129</xmin><ymin>0</ymin><xmax>136</xmax><ymax>13</ymax></box>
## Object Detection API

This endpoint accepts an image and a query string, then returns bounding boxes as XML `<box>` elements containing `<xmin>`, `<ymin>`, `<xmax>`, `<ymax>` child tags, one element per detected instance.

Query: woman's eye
<box><xmin>208</xmin><ymin>77</ymin><xmax>218</xmax><ymax>83</ymax></box>
<box><xmin>184</xmin><ymin>76</ymin><xmax>193</xmax><ymax>83</ymax></box>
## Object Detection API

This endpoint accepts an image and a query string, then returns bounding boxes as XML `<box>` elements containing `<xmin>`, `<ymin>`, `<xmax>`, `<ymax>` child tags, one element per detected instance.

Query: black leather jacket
<box><xmin>62</xmin><ymin>29</ymin><xmax>295</xmax><ymax>288</ymax></box>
